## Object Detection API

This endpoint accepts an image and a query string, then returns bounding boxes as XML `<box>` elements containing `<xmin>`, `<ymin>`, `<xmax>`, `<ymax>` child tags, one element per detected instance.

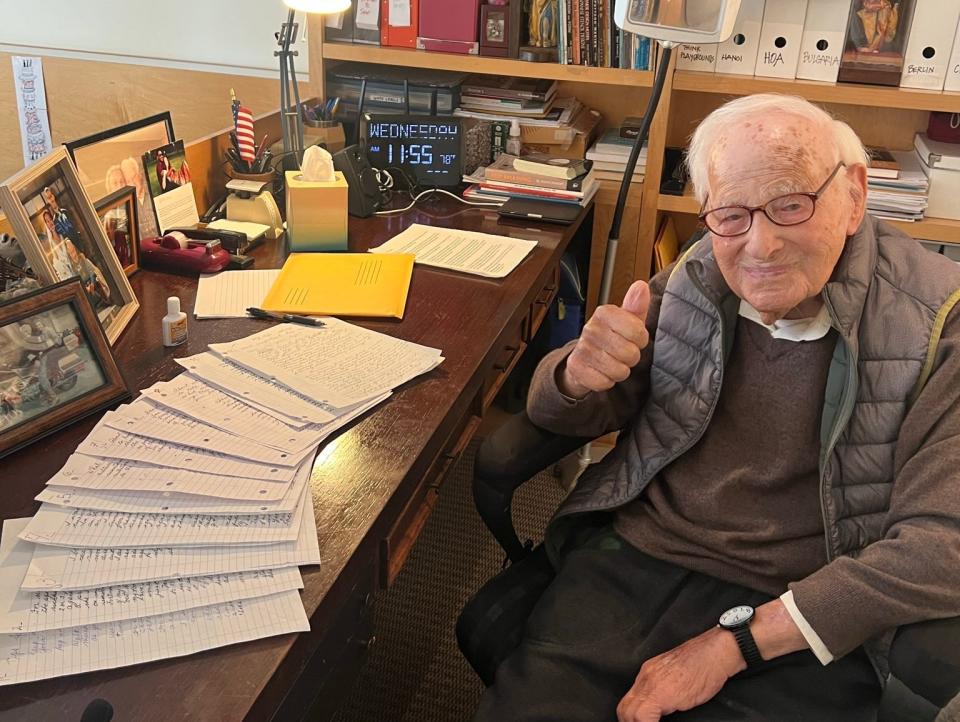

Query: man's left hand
<box><xmin>616</xmin><ymin>626</ymin><xmax>746</xmax><ymax>722</ymax></box>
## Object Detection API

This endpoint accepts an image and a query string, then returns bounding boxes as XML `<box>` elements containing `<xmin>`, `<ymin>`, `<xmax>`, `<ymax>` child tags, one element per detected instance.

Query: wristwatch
<box><xmin>718</xmin><ymin>605</ymin><xmax>763</xmax><ymax>669</ymax></box>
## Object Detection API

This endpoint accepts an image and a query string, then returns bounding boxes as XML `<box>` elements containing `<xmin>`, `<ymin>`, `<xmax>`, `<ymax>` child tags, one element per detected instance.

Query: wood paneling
<box><xmin>0</xmin><ymin>52</ymin><xmax>314</xmax><ymax>181</ymax></box>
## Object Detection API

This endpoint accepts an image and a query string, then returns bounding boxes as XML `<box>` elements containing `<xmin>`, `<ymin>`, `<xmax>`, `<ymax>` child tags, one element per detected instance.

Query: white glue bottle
<box><xmin>506</xmin><ymin>120</ymin><xmax>522</xmax><ymax>156</ymax></box>
<box><xmin>162</xmin><ymin>296</ymin><xmax>188</xmax><ymax>347</ymax></box>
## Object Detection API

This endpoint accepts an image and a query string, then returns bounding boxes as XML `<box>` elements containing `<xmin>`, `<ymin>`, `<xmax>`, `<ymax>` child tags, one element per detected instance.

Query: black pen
<box><xmin>247</xmin><ymin>307</ymin><xmax>325</xmax><ymax>327</ymax></box>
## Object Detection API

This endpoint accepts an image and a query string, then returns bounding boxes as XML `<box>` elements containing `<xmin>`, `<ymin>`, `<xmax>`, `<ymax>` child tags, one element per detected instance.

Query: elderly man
<box><xmin>474</xmin><ymin>94</ymin><xmax>960</xmax><ymax>721</ymax></box>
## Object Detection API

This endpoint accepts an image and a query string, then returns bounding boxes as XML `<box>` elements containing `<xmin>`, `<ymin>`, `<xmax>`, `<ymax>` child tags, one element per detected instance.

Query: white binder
<box><xmin>945</xmin><ymin>18</ymin><xmax>960</xmax><ymax>91</ymax></box>
<box><xmin>715</xmin><ymin>0</ymin><xmax>766</xmax><ymax>76</ymax></box>
<box><xmin>795</xmin><ymin>0</ymin><xmax>852</xmax><ymax>83</ymax></box>
<box><xmin>901</xmin><ymin>1</ymin><xmax>960</xmax><ymax>90</ymax></box>
<box><xmin>754</xmin><ymin>0</ymin><xmax>809</xmax><ymax>78</ymax></box>
<box><xmin>676</xmin><ymin>44</ymin><xmax>719</xmax><ymax>72</ymax></box>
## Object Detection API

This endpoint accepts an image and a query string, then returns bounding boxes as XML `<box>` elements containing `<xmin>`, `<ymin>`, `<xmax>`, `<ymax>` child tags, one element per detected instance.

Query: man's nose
<box><xmin>743</xmin><ymin>210</ymin><xmax>785</xmax><ymax>260</ymax></box>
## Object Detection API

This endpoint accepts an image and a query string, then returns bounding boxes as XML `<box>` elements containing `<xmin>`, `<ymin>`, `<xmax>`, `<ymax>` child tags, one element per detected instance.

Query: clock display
<box><xmin>363</xmin><ymin>115</ymin><xmax>463</xmax><ymax>187</ymax></box>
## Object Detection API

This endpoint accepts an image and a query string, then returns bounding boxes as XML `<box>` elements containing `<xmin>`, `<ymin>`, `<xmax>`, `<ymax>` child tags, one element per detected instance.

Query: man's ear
<box><xmin>845</xmin><ymin>164</ymin><xmax>868</xmax><ymax>236</ymax></box>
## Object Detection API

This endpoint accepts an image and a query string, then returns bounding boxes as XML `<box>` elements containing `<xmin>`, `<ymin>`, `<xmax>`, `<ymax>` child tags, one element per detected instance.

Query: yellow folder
<box><xmin>261</xmin><ymin>253</ymin><xmax>415</xmax><ymax>319</ymax></box>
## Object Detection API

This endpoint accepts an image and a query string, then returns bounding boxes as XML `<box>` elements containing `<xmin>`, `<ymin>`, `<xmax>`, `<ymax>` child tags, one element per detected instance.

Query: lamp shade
<box><xmin>283</xmin><ymin>0</ymin><xmax>351</xmax><ymax>13</ymax></box>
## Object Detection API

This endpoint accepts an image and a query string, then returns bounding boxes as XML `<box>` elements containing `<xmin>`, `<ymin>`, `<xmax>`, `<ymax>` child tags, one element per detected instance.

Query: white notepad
<box><xmin>194</xmin><ymin>269</ymin><xmax>280</xmax><ymax>319</ymax></box>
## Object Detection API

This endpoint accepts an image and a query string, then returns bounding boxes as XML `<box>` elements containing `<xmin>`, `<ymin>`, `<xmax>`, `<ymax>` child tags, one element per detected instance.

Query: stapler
<box><xmin>225</xmin><ymin>179</ymin><xmax>283</xmax><ymax>240</ymax></box>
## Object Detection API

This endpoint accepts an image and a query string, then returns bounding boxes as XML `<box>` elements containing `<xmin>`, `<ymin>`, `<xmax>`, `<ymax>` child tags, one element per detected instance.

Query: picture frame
<box><xmin>64</xmin><ymin>112</ymin><xmax>175</xmax><ymax>243</ymax></box>
<box><xmin>0</xmin><ymin>210</ymin><xmax>43</xmax><ymax>303</ymax></box>
<box><xmin>0</xmin><ymin>279</ymin><xmax>128</xmax><ymax>460</ymax></box>
<box><xmin>0</xmin><ymin>147</ymin><xmax>140</xmax><ymax>345</ymax></box>
<box><xmin>838</xmin><ymin>0</ymin><xmax>917</xmax><ymax>86</ymax></box>
<box><xmin>94</xmin><ymin>186</ymin><xmax>140</xmax><ymax>277</ymax></box>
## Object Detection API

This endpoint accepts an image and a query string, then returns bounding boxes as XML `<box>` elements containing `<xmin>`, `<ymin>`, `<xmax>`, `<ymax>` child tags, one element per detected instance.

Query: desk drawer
<box><xmin>481</xmin><ymin>314</ymin><xmax>528</xmax><ymax>411</ymax></box>
<box><xmin>528</xmin><ymin>265</ymin><xmax>560</xmax><ymax>341</ymax></box>
<box><xmin>381</xmin><ymin>408</ymin><xmax>482</xmax><ymax>587</ymax></box>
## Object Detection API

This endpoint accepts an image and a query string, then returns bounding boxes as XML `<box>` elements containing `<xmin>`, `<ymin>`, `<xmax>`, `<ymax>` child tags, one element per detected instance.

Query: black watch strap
<box><xmin>732</xmin><ymin>625</ymin><xmax>763</xmax><ymax>668</ymax></box>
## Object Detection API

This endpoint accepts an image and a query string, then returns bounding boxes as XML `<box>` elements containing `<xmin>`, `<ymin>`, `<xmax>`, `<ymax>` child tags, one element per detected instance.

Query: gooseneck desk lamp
<box><xmin>604</xmin><ymin>0</ymin><xmax>742</xmax><ymax>305</ymax></box>
<box><xmin>278</xmin><ymin>0</ymin><xmax>352</xmax><ymax>166</ymax></box>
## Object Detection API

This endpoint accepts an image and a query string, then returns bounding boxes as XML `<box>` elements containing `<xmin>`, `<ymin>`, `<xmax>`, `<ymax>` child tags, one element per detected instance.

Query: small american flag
<box><xmin>235</xmin><ymin>106</ymin><xmax>256</xmax><ymax>164</ymax></box>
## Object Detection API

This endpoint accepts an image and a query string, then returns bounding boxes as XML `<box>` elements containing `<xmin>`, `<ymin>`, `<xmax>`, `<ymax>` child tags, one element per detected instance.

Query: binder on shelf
<box><xmin>381</xmin><ymin>0</ymin><xmax>419</xmax><ymax>49</ymax></box>
<box><xmin>417</xmin><ymin>0</ymin><xmax>480</xmax><ymax>55</ymax></box>
<box><xmin>676</xmin><ymin>44</ymin><xmax>719</xmax><ymax>72</ymax></box>
<box><xmin>899</xmin><ymin>0</ymin><xmax>960</xmax><ymax>90</ymax></box>
<box><xmin>714</xmin><ymin>0</ymin><xmax>765</xmax><ymax>76</ymax></box>
<box><xmin>945</xmin><ymin>19</ymin><xmax>960</xmax><ymax>91</ymax></box>
<box><xmin>354</xmin><ymin>0</ymin><xmax>382</xmax><ymax>45</ymax></box>
<box><xmin>755</xmin><ymin>0</ymin><xmax>809</xmax><ymax>79</ymax></box>
<box><xmin>796</xmin><ymin>0</ymin><xmax>852</xmax><ymax>83</ymax></box>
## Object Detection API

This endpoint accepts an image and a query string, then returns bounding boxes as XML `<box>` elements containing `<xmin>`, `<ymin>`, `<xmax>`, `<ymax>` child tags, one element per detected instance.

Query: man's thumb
<box><xmin>621</xmin><ymin>280</ymin><xmax>650</xmax><ymax>320</ymax></box>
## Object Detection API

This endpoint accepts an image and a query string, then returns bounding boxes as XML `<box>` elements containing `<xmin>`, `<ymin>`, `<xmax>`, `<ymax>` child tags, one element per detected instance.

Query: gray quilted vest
<box><xmin>552</xmin><ymin>216</ymin><xmax>960</xmax><ymax>670</ymax></box>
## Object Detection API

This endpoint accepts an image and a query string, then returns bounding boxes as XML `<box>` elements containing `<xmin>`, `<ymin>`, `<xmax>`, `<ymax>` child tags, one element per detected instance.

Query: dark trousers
<box><xmin>474</xmin><ymin>527</ymin><xmax>881</xmax><ymax>722</ymax></box>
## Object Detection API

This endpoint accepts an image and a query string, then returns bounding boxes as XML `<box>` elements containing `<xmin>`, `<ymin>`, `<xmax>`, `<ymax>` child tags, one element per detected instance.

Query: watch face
<box><xmin>719</xmin><ymin>605</ymin><xmax>755</xmax><ymax>629</ymax></box>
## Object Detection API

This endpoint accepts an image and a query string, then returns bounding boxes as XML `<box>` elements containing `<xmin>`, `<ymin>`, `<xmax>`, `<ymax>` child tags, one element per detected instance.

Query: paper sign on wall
<box><xmin>11</xmin><ymin>57</ymin><xmax>53</xmax><ymax>167</ymax></box>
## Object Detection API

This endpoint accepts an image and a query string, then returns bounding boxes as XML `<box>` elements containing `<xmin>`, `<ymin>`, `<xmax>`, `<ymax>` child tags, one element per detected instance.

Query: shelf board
<box><xmin>322</xmin><ymin>43</ymin><xmax>654</xmax><ymax>87</ymax></box>
<box><xmin>673</xmin><ymin>71</ymin><xmax>960</xmax><ymax>112</ymax></box>
<box><xmin>657</xmin><ymin>193</ymin><xmax>960</xmax><ymax>244</ymax></box>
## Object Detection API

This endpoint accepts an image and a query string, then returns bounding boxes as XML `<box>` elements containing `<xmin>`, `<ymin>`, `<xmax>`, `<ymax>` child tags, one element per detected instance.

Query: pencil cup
<box><xmin>285</xmin><ymin>170</ymin><xmax>349</xmax><ymax>252</ymax></box>
<box><xmin>226</xmin><ymin>166</ymin><xmax>278</xmax><ymax>194</ymax></box>
<box><xmin>303</xmin><ymin>121</ymin><xmax>346</xmax><ymax>154</ymax></box>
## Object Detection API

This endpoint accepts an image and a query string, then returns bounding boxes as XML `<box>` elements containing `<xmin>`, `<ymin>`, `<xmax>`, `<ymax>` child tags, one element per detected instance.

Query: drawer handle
<box><xmin>494</xmin><ymin>346</ymin><xmax>520</xmax><ymax>370</ymax></box>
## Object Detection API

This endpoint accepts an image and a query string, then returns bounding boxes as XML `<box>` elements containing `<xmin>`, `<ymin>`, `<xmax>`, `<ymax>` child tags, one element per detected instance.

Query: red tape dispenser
<box><xmin>140</xmin><ymin>230</ymin><xmax>231</xmax><ymax>275</ymax></box>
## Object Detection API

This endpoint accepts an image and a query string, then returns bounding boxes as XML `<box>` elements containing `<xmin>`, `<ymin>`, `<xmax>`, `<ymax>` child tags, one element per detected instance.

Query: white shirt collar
<box><xmin>738</xmin><ymin>299</ymin><xmax>832</xmax><ymax>342</ymax></box>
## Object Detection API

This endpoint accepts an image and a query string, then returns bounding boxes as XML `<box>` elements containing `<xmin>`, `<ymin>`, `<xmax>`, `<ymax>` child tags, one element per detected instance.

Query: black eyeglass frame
<box><xmin>698</xmin><ymin>162</ymin><xmax>847</xmax><ymax>237</ymax></box>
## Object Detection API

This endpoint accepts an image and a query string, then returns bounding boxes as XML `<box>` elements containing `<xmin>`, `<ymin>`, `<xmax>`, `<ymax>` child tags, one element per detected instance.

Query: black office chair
<box><xmin>457</xmin><ymin>410</ymin><xmax>960</xmax><ymax>722</ymax></box>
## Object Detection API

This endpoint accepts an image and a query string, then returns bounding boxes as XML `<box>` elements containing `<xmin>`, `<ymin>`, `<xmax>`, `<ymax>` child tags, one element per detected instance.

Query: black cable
<box><xmin>599</xmin><ymin>44</ymin><xmax>674</xmax><ymax>304</ymax></box>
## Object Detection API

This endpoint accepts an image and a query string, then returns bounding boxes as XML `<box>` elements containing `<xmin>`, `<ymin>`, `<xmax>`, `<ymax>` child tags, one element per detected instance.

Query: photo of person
<box><xmin>95</xmin><ymin>187</ymin><xmax>139</xmax><ymax>275</ymax></box>
<box><xmin>143</xmin><ymin>141</ymin><xmax>192</xmax><ymax>197</ymax></box>
<box><xmin>0</xmin><ymin>303</ymin><xmax>107</xmax><ymax>432</ymax></box>
<box><xmin>23</xmin><ymin>176</ymin><xmax>122</xmax><ymax>321</ymax></box>
<box><xmin>67</xmin><ymin>113</ymin><xmax>172</xmax><ymax>243</ymax></box>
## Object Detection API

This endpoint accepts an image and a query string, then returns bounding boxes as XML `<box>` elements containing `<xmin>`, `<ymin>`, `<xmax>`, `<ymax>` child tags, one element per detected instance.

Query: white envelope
<box><xmin>795</xmin><ymin>0</ymin><xmax>852</xmax><ymax>83</ymax></box>
<box><xmin>946</xmin><ymin>19</ymin><xmax>960</xmax><ymax>92</ymax></box>
<box><xmin>715</xmin><ymin>0</ymin><xmax>766</xmax><ymax>76</ymax></box>
<box><xmin>676</xmin><ymin>44</ymin><xmax>718</xmax><ymax>73</ymax></box>
<box><xmin>754</xmin><ymin>0</ymin><xmax>810</xmax><ymax>79</ymax></box>
<box><xmin>901</xmin><ymin>1</ymin><xmax>960</xmax><ymax>90</ymax></box>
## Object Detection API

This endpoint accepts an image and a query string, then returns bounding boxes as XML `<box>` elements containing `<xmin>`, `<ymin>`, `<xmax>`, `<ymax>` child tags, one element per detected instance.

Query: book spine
<box><xmin>485</xmin><ymin>167</ymin><xmax>583</xmax><ymax>191</ymax></box>
<box><xmin>565</xmin><ymin>0</ymin><xmax>573</xmax><ymax>65</ymax></box>
<box><xmin>591</xmin><ymin>0</ymin><xmax>599</xmax><ymax>67</ymax></box>
<box><xmin>558</xmin><ymin>0</ymin><xmax>567</xmax><ymax>65</ymax></box>
<box><xmin>575</xmin><ymin>0</ymin><xmax>584</xmax><ymax>65</ymax></box>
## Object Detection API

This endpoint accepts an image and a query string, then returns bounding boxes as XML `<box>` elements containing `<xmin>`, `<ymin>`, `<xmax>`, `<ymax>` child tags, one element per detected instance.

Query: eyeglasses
<box><xmin>698</xmin><ymin>162</ymin><xmax>846</xmax><ymax>238</ymax></box>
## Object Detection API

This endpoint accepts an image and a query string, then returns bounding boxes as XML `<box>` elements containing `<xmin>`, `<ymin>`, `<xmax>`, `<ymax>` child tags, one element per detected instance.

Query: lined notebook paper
<box><xmin>194</xmin><ymin>269</ymin><xmax>280</xmax><ymax>319</ymax></box>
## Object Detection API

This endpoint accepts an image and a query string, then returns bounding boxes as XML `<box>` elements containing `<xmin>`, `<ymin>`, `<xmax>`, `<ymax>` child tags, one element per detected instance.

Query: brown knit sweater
<box><xmin>527</xmin><ymin>265</ymin><xmax>960</xmax><ymax>658</ymax></box>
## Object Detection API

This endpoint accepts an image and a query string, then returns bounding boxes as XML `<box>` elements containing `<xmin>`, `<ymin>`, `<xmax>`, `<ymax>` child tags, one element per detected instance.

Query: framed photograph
<box><xmin>0</xmin><ymin>211</ymin><xmax>43</xmax><ymax>303</ymax></box>
<box><xmin>480</xmin><ymin>4</ymin><xmax>511</xmax><ymax>57</ymax></box>
<box><xmin>0</xmin><ymin>279</ymin><xmax>128</xmax><ymax>459</ymax></box>
<box><xmin>838</xmin><ymin>0</ymin><xmax>917</xmax><ymax>86</ymax></box>
<box><xmin>0</xmin><ymin>147</ymin><xmax>140</xmax><ymax>345</ymax></box>
<box><xmin>95</xmin><ymin>186</ymin><xmax>140</xmax><ymax>277</ymax></box>
<box><xmin>141</xmin><ymin>139</ymin><xmax>198</xmax><ymax>233</ymax></box>
<box><xmin>64</xmin><ymin>112</ymin><xmax>174</xmax><ymax>242</ymax></box>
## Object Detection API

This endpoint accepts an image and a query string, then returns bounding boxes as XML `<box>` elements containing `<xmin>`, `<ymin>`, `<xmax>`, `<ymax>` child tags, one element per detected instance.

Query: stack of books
<box><xmin>458</xmin><ymin>76</ymin><xmax>559</xmax><ymax>120</ymax></box>
<box><xmin>586</xmin><ymin>129</ymin><xmax>646</xmax><ymax>185</ymax></box>
<box><xmin>867</xmin><ymin>149</ymin><xmax>929</xmax><ymax>222</ymax></box>
<box><xmin>463</xmin><ymin>153</ymin><xmax>598</xmax><ymax>208</ymax></box>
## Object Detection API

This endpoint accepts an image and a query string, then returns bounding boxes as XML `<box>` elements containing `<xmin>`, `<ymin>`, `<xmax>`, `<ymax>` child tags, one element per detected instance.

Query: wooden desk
<box><xmin>0</xmin><ymin>196</ymin><xmax>592</xmax><ymax>722</ymax></box>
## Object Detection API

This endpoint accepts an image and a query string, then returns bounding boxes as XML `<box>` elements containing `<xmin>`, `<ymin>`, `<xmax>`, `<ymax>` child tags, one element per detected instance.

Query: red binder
<box><xmin>417</xmin><ymin>0</ymin><xmax>480</xmax><ymax>55</ymax></box>
<box><xmin>381</xmin><ymin>0</ymin><xmax>420</xmax><ymax>48</ymax></box>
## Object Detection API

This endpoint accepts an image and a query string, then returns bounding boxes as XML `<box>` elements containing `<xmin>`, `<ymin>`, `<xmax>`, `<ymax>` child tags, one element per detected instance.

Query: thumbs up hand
<box><xmin>560</xmin><ymin>280</ymin><xmax>651</xmax><ymax>399</ymax></box>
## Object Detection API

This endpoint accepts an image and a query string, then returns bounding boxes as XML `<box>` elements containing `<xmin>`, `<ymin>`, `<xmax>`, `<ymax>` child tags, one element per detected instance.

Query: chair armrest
<box><xmin>890</xmin><ymin>616</ymin><xmax>960</xmax><ymax>708</ymax></box>
<box><xmin>473</xmin><ymin>411</ymin><xmax>591</xmax><ymax>563</ymax></box>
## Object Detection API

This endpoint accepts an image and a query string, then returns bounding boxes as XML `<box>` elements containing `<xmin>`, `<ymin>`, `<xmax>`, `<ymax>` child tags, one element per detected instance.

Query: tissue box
<box><xmin>285</xmin><ymin>170</ymin><xmax>348</xmax><ymax>251</ymax></box>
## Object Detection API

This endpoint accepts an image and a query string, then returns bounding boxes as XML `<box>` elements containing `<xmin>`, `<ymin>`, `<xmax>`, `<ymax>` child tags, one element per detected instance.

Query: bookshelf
<box><xmin>315</xmin><ymin>36</ymin><xmax>960</xmax><ymax>306</ymax></box>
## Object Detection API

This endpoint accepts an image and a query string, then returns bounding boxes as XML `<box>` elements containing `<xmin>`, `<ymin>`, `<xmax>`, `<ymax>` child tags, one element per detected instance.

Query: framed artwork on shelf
<box><xmin>480</xmin><ymin>4</ymin><xmax>511</xmax><ymax>57</ymax></box>
<box><xmin>0</xmin><ymin>279</ymin><xmax>129</xmax><ymax>459</ymax></box>
<box><xmin>0</xmin><ymin>148</ymin><xmax>140</xmax><ymax>344</ymax></box>
<box><xmin>64</xmin><ymin>112</ymin><xmax>174</xmax><ymax>243</ymax></box>
<box><xmin>838</xmin><ymin>0</ymin><xmax>917</xmax><ymax>86</ymax></box>
<box><xmin>94</xmin><ymin>187</ymin><xmax>140</xmax><ymax>277</ymax></box>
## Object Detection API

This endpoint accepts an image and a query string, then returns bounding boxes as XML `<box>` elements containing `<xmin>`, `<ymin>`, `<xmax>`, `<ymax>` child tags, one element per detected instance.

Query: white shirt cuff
<box><xmin>780</xmin><ymin>590</ymin><xmax>835</xmax><ymax>666</ymax></box>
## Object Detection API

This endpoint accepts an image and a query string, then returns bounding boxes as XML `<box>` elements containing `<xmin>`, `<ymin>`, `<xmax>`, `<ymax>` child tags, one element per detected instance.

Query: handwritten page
<box><xmin>140</xmin><ymin>377</ymin><xmax>328</xmax><ymax>454</ymax></box>
<box><xmin>210</xmin><ymin>319</ymin><xmax>442</xmax><ymax>409</ymax></box>
<box><xmin>176</xmin><ymin>352</ymin><xmax>336</xmax><ymax>425</ymax></box>
<box><xmin>36</xmin><ymin>456</ymin><xmax>311</xmax><ymax>516</ymax></box>
<box><xmin>0</xmin><ymin>519</ymin><xmax>303</xmax><ymax>633</ymax></box>
<box><xmin>21</xmin><ymin>498</ymin><xmax>320</xmax><ymax>591</ymax></box>
<box><xmin>184</xmin><ymin>372</ymin><xmax>312</xmax><ymax>428</ymax></box>
<box><xmin>356</xmin><ymin>0</ymin><xmax>380</xmax><ymax>30</ymax></box>
<box><xmin>77</xmin><ymin>424</ymin><xmax>300</xmax><ymax>480</ymax></box>
<box><xmin>371</xmin><ymin>223</ymin><xmax>537</xmax><ymax>278</ymax></box>
<box><xmin>105</xmin><ymin>403</ymin><xmax>301</xmax><ymax>466</ymax></box>
<box><xmin>47</xmin><ymin>454</ymin><xmax>290</xmax><ymax>501</ymax></box>
<box><xmin>0</xmin><ymin>589</ymin><xmax>309</xmax><ymax>687</ymax></box>
<box><xmin>194</xmin><ymin>270</ymin><xmax>280</xmax><ymax>319</ymax></box>
<box><xmin>20</xmin><ymin>495</ymin><xmax>305</xmax><ymax>549</ymax></box>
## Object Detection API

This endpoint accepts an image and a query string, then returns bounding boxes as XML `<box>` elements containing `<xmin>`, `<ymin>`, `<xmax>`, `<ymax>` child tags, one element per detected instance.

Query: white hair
<box><xmin>686</xmin><ymin>93</ymin><xmax>868</xmax><ymax>205</ymax></box>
